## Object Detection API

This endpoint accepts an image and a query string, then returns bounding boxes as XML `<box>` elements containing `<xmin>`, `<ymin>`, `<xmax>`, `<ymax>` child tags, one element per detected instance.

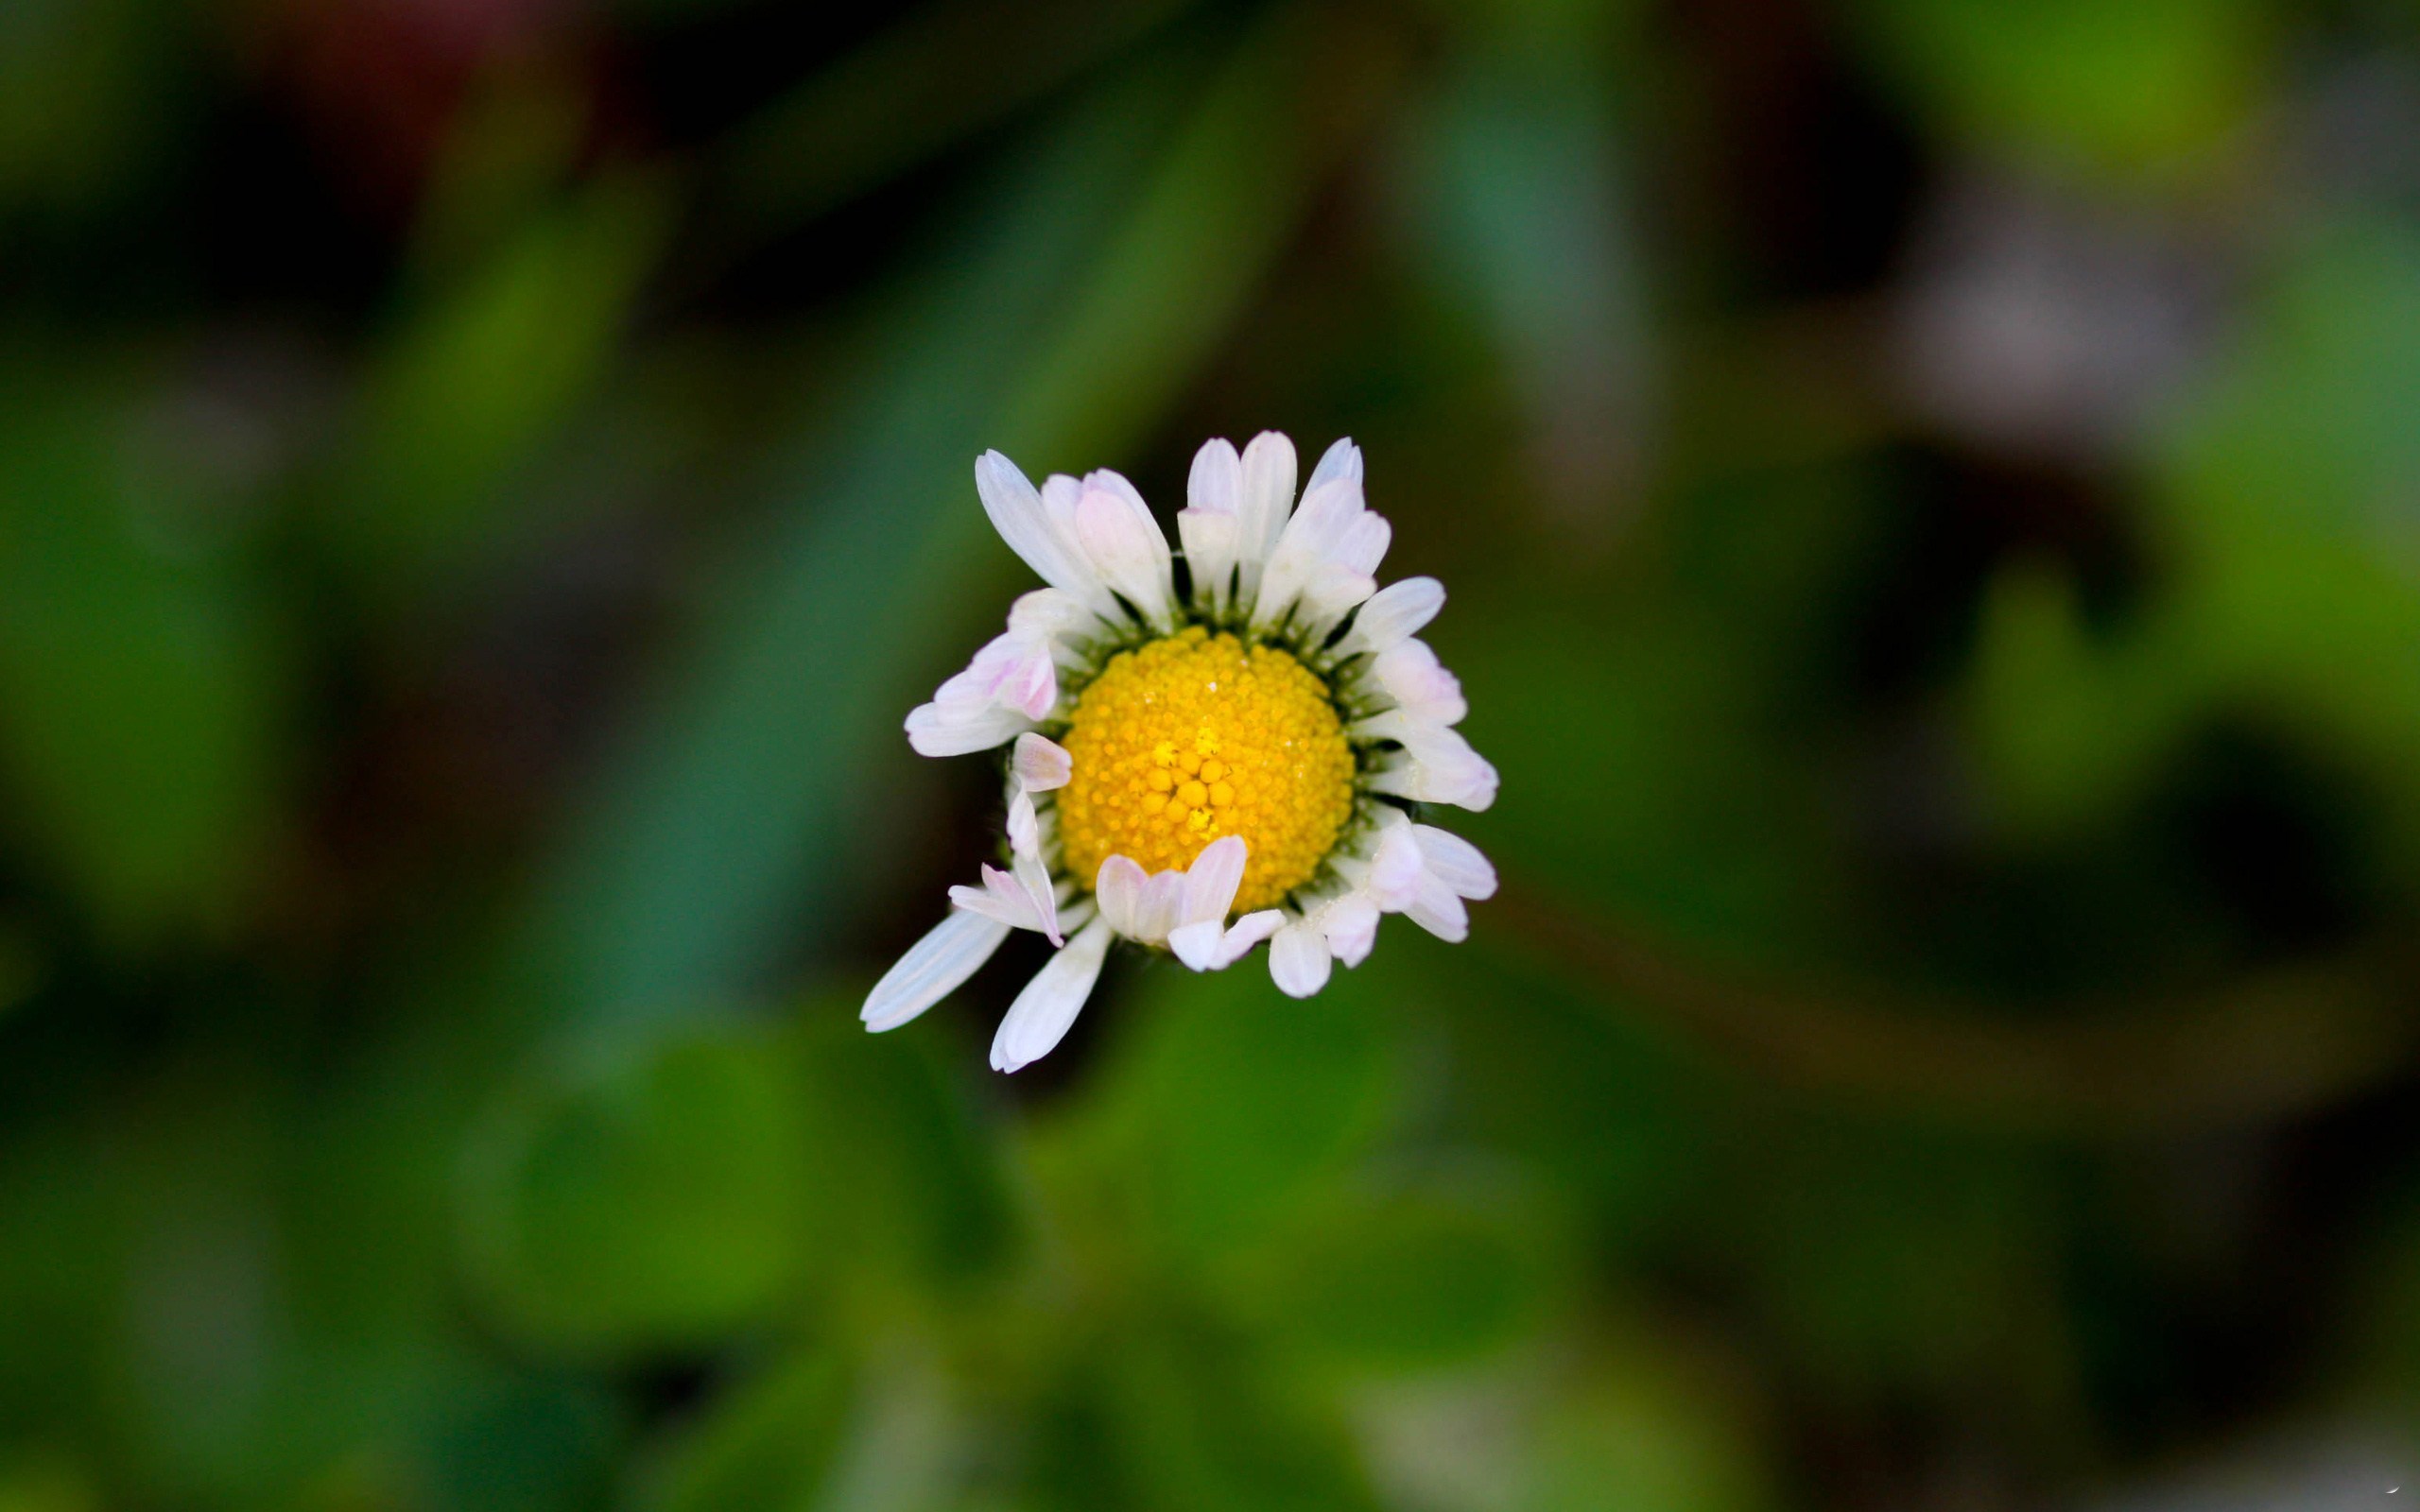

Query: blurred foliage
<box><xmin>7</xmin><ymin>0</ymin><xmax>2420</xmax><ymax>1509</ymax></box>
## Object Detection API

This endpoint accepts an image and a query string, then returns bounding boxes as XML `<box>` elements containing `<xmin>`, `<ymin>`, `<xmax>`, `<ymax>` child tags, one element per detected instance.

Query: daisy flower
<box><xmin>862</xmin><ymin>433</ymin><xmax>1498</xmax><ymax>1072</ymax></box>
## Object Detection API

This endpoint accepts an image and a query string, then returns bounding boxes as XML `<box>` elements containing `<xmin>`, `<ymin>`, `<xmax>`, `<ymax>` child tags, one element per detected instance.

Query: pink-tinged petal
<box><xmin>1012</xmin><ymin>732</ymin><xmax>1073</xmax><ymax>792</ymax></box>
<box><xmin>1132</xmin><ymin>868</ymin><xmax>1187</xmax><ymax>943</ymax></box>
<box><xmin>1095</xmin><ymin>854</ymin><xmax>1150</xmax><ymax>937</ymax></box>
<box><xmin>990</xmin><ymin>919</ymin><xmax>1113</xmax><ymax>1073</ymax></box>
<box><xmin>1269</xmin><ymin>921</ymin><xmax>1332</xmax><ymax>997</ymax></box>
<box><xmin>1076</xmin><ymin>483</ymin><xmax>1173</xmax><ymax>624</ymax></box>
<box><xmin>1002</xmin><ymin>643</ymin><xmax>1058</xmax><ymax>719</ymax></box>
<box><xmin>949</xmin><ymin>864</ymin><xmax>1042</xmax><ymax>932</ymax></box>
<box><xmin>1181</xmin><ymin>834</ymin><xmax>1248</xmax><ymax>925</ymax></box>
<box><xmin>1013</xmin><ymin>848</ymin><xmax>1063</xmax><ymax>947</ymax></box>
<box><xmin>863</xmin><ymin>909</ymin><xmax>1012</xmax><ymax>1031</ymax></box>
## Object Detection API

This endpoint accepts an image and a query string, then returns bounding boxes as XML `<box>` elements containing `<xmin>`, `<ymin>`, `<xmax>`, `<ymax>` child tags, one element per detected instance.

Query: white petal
<box><xmin>1366</xmin><ymin>727</ymin><xmax>1499</xmax><ymax>811</ymax></box>
<box><xmin>1253</xmin><ymin>476</ymin><xmax>1366</xmax><ymax>630</ymax></box>
<box><xmin>1269</xmin><ymin>921</ymin><xmax>1333</xmax><ymax>997</ymax></box>
<box><xmin>1132</xmin><ymin>868</ymin><xmax>1187</xmax><ymax>944</ymax></box>
<box><xmin>1411</xmin><ymin>825</ymin><xmax>1496</xmax><ymax>900</ymax></box>
<box><xmin>1094</xmin><ymin>854</ymin><xmax>1150</xmax><ymax>937</ymax></box>
<box><xmin>1178</xmin><ymin>507</ymin><xmax>1239</xmax><ymax>610</ymax></box>
<box><xmin>1012</xmin><ymin>732</ymin><xmax>1073</xmax><ymax>792</ymax></box>
<box><xmin>1305</xmin><ymin>436</ymin><xmax>1363</xmax><ymax>493</ymax></box>
<box><xmin>1318</xmin><ymin>893</ymin><xmax>1380</xmax><ymax>966</ymax></box>
<box><xmin>1167</xmin><ymin>919</ymin><xmax>1225</xmax><ymax>971</ymax></box>
<box><xmin>1300</xmin><ymin>562</ymin><xmax>1378</xmax><ymax>623</ymax></box>
<box><xmin>949</xmin><ymin>864</ymin><xmax>1045</xmax><ymax>933</ymax></box>
<box><xmin>976</xmin><ymin>452</ymin><xmax>1104</xmax><ymax>605</ymax></box>
<box><xmin>863</xmin><ymin>910</ymin><xmax>1012</xmax><ymax>1031</ymax></box>
<box><xmin>990</xmin><ymin>919</ymin><xmax>1114</xmax><ymax>1073</ymax></box>
<box><xmin>1237</xmin><ymin>431</ymin><xmax>1298</xmax><ymax>570</ymax></box>
<box><xmin>1075</xmin><ymin>478</ymin><xmax>1173</xmax><ymax>625</ymax></box>
<box><xmin>1181</xmin><ymin>834</ymin><xmax>1248</xmax><ymax>926</ymax></box>
<box><xmin>1340</xmin><ymin>577</ymin><xmax>1444</xmax><ymax>655</ymax></box>
<box><xmin>1336</xmin><ymin>509</ymin><xmax>1391</xmax><ymax>576</ymax></box>
<box><xmin>1366</xmin><ymin>824</ymin><xmax>1425</xmax><ymax>910</ymax></box>
<box><xmin>1008</xmin><ymin>587</ymin><xmax>1097</xmax><ymax>640</ymax></box>
<box><xmin>1371</xmin><ymin>640</ymin><xmax>1467</xmax><ymax>725</ymax></box>
<box><xmin>1007</xmin><ymin>789</ymin><xmax>1039</xmax><ymax>857</ymax></box>
<box><xmin>1168</xmin><ymin>904</ymin><xmax>1285</xmax><ymax>971</ymax></box>
<box><xmin>906</xmin><ymin>700</ymin><xmax>1033</xmax><ymax>757</ymax></box>
<box><xmin>1187</xmin><ymin>438</ymin><xmax>1241</xmax><ymax>517</ymax></box>
<box><xmin>1220</xmin><ymin>908</ymin><xmax>1287</xmax><ymax>964</ymax></box>
<box><xmin>1014</xmin><ymin>847</ymin><xmax>1063</xmax><ymax>947</ymax></box>
<box><xmin>1403</xmin><ymin>871</ymin><xmax>1471</xmax><ymax>942</ymax></box>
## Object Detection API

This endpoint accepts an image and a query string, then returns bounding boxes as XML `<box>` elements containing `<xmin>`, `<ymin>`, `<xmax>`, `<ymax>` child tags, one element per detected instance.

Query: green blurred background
<box><xmin>9</xmin><ymin>0</ymin><xmax>2420</xmax><ymax>1506</ymax></box>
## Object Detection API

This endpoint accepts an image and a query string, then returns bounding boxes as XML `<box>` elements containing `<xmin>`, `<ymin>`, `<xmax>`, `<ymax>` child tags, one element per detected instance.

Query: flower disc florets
<box><xmin>864</xmin><ymin>431</ymin><xmax>1500</xmax><ymax>1074</ymax></box>
<box><xmin>1058</xmin><ymin>628</ymin><xmax>1354</xmax><ymax>912</ymax></box>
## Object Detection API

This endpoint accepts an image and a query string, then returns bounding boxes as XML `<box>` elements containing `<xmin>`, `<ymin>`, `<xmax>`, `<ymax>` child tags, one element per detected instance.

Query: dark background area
<box><xmin>6</xmin><ymin>0</ymin><xmax>2420</xmax><ymax>1507</ymax></box>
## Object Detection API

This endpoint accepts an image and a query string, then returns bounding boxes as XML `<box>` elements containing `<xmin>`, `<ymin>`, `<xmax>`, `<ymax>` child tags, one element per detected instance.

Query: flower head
<box><xmin>863</xmin><ymin>434</ymin><xmax>1497</xmax><ymax>1072</ymax></box>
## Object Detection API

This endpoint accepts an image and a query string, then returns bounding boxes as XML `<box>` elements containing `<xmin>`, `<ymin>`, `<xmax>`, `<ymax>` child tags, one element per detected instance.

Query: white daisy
<box><xmin>862</xmin><ymin>433</ymin><xmax>1498</xmax><ymax>1073</ymax></box>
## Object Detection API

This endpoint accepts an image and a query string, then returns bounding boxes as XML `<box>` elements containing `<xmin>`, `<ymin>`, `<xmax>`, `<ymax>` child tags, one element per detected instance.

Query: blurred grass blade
<box><xmin>335</xmin><ymin>165</ymin><xmax>675</xmax><ymax>609</ymax></box>
<box><xmin>1395</xmin><ymin>37</ymin><xmax>1654</xmax><ymax>535</ymax></box>
<box><xmin>0</xmin><ymin>367</ymin><xmax>289</xmax><ymax>946</ymax></box>
<box><xmin>705</xmin><ymin>0</ymin><xmax>1198</xmax><ymax>248</ymax></box>
<box><xmin>515</xmin><ymin>5</ymin><xmax>1403</xmax><ymax>1027</ymax></box>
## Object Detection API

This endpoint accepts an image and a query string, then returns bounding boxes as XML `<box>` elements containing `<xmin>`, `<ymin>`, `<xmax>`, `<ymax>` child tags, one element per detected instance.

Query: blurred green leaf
<box><xmin>1036</xmin><ymin>1310</ymin><xmax>1379</xmax><ymax>1512</ymax></box>
<box><xmin>337</xmin><ymin>168</ymin><xmax>674</xmax><ymax>604</ymax></box>
<box><xmin>417</xmin><ymin>1369</ymin><xmax>625</xmax><ymax>1512</ymax></box>
<box><xmin>0</xmin><ymin>0</ymin><xmax>186</xmax><ymax>215</ymax></box>
<box><xmin>625</xmin><ymin>1352</ymin><xmax>851</xmax><ymax>1512</ymax></box>
<box><xmin>1715</xmin><ymin>1118</ymin><xmax>2074</xmax><ymax>1412</ymax></box>
<box><xmin>1963</xmin><ymin>560</ymin><xmax>2199</xmax><ymax>841</ymax></box>
<box><xmin>1078</xmin><ymin>956</ymin><xmax>1397</xmax><ymax>1262</ymax></box>
<box><xmin>2154</xmin><ymin>221</ymin><xmax>2420</xmax><ymax>867</ymax></box>
<box><xmin>1851</xmin><ymin>0</ymin><xmax>2271</xmax><ymax>179</ymax></box>
<box><xmin>1520</xmin><ymin>1362</ymin><xmax>1769</xmax><ymax>1512</ymax></box>
<box><xmin>710</xmin><ymin>0</ymin><xmax>1197</xmax><ymax>239</ymax></box>
<box><xmin>457</xmin><ymin>1023</ymin><xmax>813</xmax><ymax>1352</ymax></box>
<box><xmin>0</xmin><ymin>369</ymin><xmax>288</xmax><ymax>945</ymax></box>
<box><xmin>1448</xmin><ymin>584</ymin><xmax>1833</xmax><ymax>965</ymax></box>
<box><xmin>1436</xmin><ymin>940</ymin><xmax>1723</xmax><ymax>1238</ymax></box>
<box><xmin>790</xmin><ymin>998</ymin><xmax>1014</xmax><ymax>1296</ymax></box>
<box><xmin>1240</xmin><ymin>1178</ymin><xmax>1556</xmax><ymax>1374</ymax></box>
<box><xmin>1395</xmin><ymin>36</ymin><xmax>1651</xmax><ymax>528</ymax></box>
<box><xmin>0</xmin><ymin>1455</ymin><xmax>95</xmax><ymax>1512</ymax></box>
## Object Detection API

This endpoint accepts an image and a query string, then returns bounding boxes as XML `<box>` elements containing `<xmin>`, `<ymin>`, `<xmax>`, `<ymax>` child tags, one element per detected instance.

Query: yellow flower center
<box><xmin>1057</xmin><ymin>627</ymin><xmax>1355</xmax><ymax>913</ymax></box>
